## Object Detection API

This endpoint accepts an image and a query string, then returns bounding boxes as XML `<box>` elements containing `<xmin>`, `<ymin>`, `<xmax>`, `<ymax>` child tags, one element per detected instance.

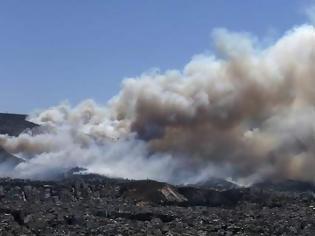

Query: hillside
<box><xmin>0</xmin><ymin>113</ymin><xmax>38</xmax><ymax>137</ymax></box>
<box><xmin>0</xmin><ymin>113</ymin><xmax>38</xmax><ymax>166</ymax></box>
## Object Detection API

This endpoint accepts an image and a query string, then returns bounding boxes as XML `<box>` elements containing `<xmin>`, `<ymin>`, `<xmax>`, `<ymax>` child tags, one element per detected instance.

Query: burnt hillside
<box><xmin>0</xmin><ymin>113</ymin><xmax>38</xmax><ymax>137</ymax></box>
<box><xmin>0</xmin><ymin>113</ymin><xmax>37</xmax><ymax>166</ymax></box>
<box><xmin>1</xmin><ymin>174</ymin><xmax>315</xmax><ymax>235</ymax></box>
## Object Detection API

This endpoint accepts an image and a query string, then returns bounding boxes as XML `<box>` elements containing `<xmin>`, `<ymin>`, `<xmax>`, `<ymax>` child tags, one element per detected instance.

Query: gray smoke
<box><xmin>1</xmin><ymin>24</ymin><xmax>315</xmax><ymax>184</ymax></box>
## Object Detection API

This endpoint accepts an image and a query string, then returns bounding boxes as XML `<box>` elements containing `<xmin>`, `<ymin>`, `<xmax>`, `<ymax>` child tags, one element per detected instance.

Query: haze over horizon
<box><xmin>0</xmin><ymin>0</ymin><xmax>314</xmax><ymax>113</ymax></box>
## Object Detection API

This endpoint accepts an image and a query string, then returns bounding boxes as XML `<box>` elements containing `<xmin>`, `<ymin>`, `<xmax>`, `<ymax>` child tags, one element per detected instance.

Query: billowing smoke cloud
<box><xmin>1</xmin><ymin>24</ymin><xmax>315</xmax><ymax>184</ymax></box>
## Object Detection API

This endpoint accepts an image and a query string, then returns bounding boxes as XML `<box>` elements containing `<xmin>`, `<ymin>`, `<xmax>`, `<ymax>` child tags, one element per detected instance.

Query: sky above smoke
<box><xmin>306</xmin><ymin>2</ymin><xmax>315</xmax><ymax>24</ymax></box>
<box><xmin>1</xmin><ymin>0</ymin><xmax>313</xmax><ymax>114</ymax></box>
<box><xmin>1</xmin><ymin>21</ymin><xmax>315</xmax><ymax>185</ymax></box>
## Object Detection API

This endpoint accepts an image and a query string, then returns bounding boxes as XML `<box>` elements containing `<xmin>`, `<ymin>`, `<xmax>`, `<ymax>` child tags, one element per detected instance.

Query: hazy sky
<box><xmin>0</xmin><ymin>0</ymin><xmax>313</xmax><ymax>113</ymax></box>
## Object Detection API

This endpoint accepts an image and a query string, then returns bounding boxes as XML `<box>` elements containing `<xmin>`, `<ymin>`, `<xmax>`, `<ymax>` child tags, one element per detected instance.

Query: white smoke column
<box><xmin>0</xmin><ymin>100</ymin><xmax>224</xmax><ymax>183</ymax></box>
<box><xmin>0</xmin><ymin>24</ymin><xmax>315</xmax><ymax>184</ymax></box>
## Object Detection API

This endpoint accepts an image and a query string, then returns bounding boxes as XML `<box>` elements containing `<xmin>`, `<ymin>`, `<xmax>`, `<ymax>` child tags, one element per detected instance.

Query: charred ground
<box><xmin>1</xmin><ymin>175</ymin><xmax>315</xmax><ymax>235</ymax></box>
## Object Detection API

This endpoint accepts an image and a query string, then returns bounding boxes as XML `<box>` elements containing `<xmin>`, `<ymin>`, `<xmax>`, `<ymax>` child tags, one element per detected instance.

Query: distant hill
<box><xmin>0</xmin><ymin>113</ymin><xmax>38</xmax><ymax>166</ymax></box>
<box><xmin>0</xmin><ymin>113</ymin><xmax>38</xmax><ymax>137</ymax></box>
<box><xmin>0</xmin><ymin>147</ymin><xmax>23</xmax><ymax>167</ymax></box>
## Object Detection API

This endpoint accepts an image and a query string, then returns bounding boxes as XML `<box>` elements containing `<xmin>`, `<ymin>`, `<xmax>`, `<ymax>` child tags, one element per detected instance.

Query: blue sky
<box><xmin>0</xmin><ymin>0</ymin><xmax>313</xmax><ymax>113</ymax></box>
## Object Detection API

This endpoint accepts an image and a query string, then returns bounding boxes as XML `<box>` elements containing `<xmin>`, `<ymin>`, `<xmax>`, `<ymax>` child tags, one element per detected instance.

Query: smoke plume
<box><xmin>1</xmin><ymin>24</ymin><xmax>315</xmax><ymax>184</ymax></box>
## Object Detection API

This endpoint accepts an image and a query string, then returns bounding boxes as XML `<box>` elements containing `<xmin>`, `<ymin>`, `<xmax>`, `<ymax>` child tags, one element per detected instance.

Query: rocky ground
<box><xmin>1</xmin><ymin>173</ymin><xmax>315</xmax><ymax>235</ymax></box>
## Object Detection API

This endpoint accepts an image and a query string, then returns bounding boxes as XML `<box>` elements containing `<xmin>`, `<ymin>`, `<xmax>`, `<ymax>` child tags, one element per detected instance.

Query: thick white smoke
<box><xmin>0</xmin><ymin>101</ymin><xmax>226</xmax><ymax>183</ymax></box>
<box><xmin>1</xmin><ymin>24</ymin><xmax>315</xmax><ymax>184</ymax></box>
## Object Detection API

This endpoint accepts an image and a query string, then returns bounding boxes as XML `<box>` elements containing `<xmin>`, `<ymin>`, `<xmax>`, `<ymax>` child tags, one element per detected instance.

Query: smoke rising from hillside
<box><xmin>1</xmin><ymin>24</ymin><xmax>315</xmax><ymax>184</ymax></box>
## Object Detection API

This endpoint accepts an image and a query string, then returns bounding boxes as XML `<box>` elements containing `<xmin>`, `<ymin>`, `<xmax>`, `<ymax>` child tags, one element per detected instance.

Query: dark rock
<box><xmin>118</xmin><ymin>180</ymin><xmax>188</xmax><ymax>205</ymax></box>
<box><xmin>0</xmin><ymin>175</ymin><xmax>314</xmax><ymax>235</ymax></box>
<box><xmin>253</xmin><ymin>179</ymin><xmax>315</xmax><ymax>192</ymax></box>
<box><xmin>177</xmin><ymin>187</ymin><xmax>244</xmax><ymax>206</ymax></box>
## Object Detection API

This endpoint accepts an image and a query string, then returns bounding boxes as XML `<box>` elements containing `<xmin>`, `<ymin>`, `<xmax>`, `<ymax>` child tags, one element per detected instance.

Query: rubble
<box><xmin>0</xmin><ymin>175</ymin><xmax>315</xmax><ymax>235</ymax></box>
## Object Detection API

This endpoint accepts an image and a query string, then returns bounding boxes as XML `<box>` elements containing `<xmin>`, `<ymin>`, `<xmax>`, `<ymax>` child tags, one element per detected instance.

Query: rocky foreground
<box><xmin>1</xmin><ymin>174</ymin><xmax>315</xmax><ymax>236</ymax></box>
